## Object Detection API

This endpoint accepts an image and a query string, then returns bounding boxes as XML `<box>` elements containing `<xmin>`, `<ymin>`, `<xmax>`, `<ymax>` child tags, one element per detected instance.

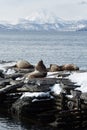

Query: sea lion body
<box><xmin>26</xmin><ymin>60</ymin><xmax>47</xmax><ymax>79</ymax></box>
<box><xmin>50</xmin><ymin>64</ymin><xmax>60</xmax><ymax>72</ymax></box>
<box><xmin>16</xmin><ymin>60</ymin><xmax>34</xmax><ymax>69</ymax></box>
<box><xmin>61</xmin><ymin>64</ymin><xmax>79</xmax><ymax>71</ymax></box>
<box><xmin>27</xmin><ymin>70</ymin><xmax>47</xmax><ymax>79</ymax></box>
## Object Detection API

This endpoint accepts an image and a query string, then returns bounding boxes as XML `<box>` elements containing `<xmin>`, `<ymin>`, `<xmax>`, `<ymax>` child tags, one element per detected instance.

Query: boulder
<box><xmin>0</xmin><ymin>70</ymin><xmax>4</xmax><ymax>78</ymax></box>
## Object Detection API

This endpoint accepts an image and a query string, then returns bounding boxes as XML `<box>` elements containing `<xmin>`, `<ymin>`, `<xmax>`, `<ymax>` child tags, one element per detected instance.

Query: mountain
<box><xmin>0</xmin><ymin>12</ymin><xmax>87</xmax><ymax>31</ymax></box>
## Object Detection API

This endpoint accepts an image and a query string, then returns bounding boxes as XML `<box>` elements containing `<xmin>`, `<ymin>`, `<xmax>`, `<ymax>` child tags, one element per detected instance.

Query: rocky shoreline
<box><xmin>0</xmin><ymin>60</ymin><xmax>87</xmax><ymax>129</ymax></box>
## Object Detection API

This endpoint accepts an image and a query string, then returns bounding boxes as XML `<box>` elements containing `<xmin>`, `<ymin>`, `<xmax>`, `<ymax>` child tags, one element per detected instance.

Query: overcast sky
<box><xmin>0</xmin><ymin>0</ymin><xmax>87</xmax><ymax>23</ymax></box>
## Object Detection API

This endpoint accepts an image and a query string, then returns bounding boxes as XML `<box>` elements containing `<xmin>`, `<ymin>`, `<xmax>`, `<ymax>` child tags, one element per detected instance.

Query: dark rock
<box><xmin>11</xmin><ymin>94</ymin><xmax>55</xmax><ymax>120</ymax></box>
<box><xmin>25</xmin><ymin>78</ymin><xmax>57</xmax><ymax>85</ymax></box>
<box><xmin>70</xmin><ymin>90</ymin><xmax>82</xmax><ymax>98</ymax></box>
<box><xmin>17</xmin><ymin>78</ymin><xmax>58</xmax><ymax>92</ymax></box>
<box><xmin>59</xmin><ymin>79</ymin><xmax>80</xmax><ymax>95</ymax></box>
<box><xmin>14</xmin><ymin>68</ymin><xmax>34</xmax><ymax>73</ymax></box>
<box><xmin>58</xmin><ymin>73</ymin><xmax>70</xmax><ymax>78</ymax></box>
<box><xmin>0</xmin><ymin>70</ymin><xmax>4</xmax><ymax>78</ymax></box>
<box><xmin>0</xmin><ymin>81</ymin><xmax>24</xmax><ymax>95</ymax></box>
<box><xmin>0</xmin><ymin>78</ymin><xmax>11</xmax><ymax>87</ymax></box>
<box><xmin>17</xmin><ymin>84</ymin><xmax>50</xmax><ymax>92</ymax></box>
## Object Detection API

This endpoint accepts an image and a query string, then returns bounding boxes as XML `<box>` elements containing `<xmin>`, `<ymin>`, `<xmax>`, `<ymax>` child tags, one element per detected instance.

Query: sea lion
<box><xmin>35</xmin><ymin>60</ymin><xmax>47</xmax><ymax>73</ymax></box>
<box><xmin>16</xmin><ymin>60</ymin><xmax>34</xmax><ymax>69</ymax></box>
<box><xmin>49</xmin><ymin>64</ymin><xmax>60</xmax><ymax>72</ymax></box>
<box><xmin>61</xmin><ymin>64</ymin><xmax>79</xmax><ymax>71</ymax></box>
<box><xmin>26</xmin><ymin>60</ymin><xmax>47</xmax><ymax>79</ymax></box>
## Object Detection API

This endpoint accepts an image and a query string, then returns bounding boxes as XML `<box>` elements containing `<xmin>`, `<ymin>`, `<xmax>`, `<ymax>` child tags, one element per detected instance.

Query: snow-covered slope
<box><xmin>0</xmin><ymin>12</ymin><xmax>87</xmax><ymax>31</ymax></box>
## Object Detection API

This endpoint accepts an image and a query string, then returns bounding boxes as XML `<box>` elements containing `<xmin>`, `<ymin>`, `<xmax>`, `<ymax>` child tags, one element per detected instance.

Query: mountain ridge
<box><xmin>0</xmin><ymin>12</ymin><xmax>87</xmax><ymax>31</ymax></box>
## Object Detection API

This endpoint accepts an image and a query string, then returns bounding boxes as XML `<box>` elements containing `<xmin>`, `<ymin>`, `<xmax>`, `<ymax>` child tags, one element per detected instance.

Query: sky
<box><xmin>0</xmin><ymin>0</ymin><xmax>87</xmax><ymax>23</ymax></box>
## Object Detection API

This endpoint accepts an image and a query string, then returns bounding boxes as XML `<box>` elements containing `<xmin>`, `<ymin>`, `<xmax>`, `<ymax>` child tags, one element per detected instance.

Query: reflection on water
<box><xmin>0</xmin><ymin>112</ymin><xmax>22</xmax><ymax>130</ymax></box>
<box><xmin>0</xmin><ymin>112</ymin><xmax>58</xmax><ymax>130</ymax></box>
<box><xmin>0</xmin><ymin>111</ymin><xmax>87</xmax><ymax>130</ymax></box>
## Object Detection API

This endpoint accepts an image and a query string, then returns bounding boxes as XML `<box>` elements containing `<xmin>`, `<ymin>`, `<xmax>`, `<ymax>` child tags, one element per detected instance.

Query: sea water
<box><xmin>0</xmin><ymin>31</ymin><xmax>87</xmax><ymax>69</ymax></box>
<box><xmin>0</xmin><ymin>30</ymin><xmax>87</xmax><ymax>130</ymax></box>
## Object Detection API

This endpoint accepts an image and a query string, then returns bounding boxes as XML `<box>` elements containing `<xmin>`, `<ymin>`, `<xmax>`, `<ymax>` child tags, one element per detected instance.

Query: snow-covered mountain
<box><xmin>0</xmin><ymin>12</ymin><xmax>87</xmax><ymax>31</ymax></box>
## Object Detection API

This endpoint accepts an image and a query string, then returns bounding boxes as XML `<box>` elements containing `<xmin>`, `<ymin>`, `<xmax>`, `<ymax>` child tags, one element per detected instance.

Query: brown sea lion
<box><xmin>26</xmin><ymin>60</ymin><xmax>47</xmax><ymax>79</ymax></box>
<box><xmin>61</xmin><ymin>64</ymin><xmax>79</xmax><ymax>71</ymax></box>
<box><xmin>16</xmin><ymin>60</ymin><xmax>34</xmax><ymax>69</ymax></box>
<box><xmin>49</xmin><ymin>64</ymin><xmax>60</xmax><ymax>72</ymax></box>
<box><xmin>35</xmin><ymin>60</ymin><xmax>47</xmax><ymax>72</ymax></box>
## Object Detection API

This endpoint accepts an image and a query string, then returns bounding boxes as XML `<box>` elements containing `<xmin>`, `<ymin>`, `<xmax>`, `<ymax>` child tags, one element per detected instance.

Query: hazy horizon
<box><xmin>0</xmin><ymin>0</ymin><xmax>87</xmax><ymax>23</ymax></box>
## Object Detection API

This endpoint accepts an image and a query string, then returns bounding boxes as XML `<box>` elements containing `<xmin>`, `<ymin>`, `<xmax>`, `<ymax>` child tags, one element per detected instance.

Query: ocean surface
<box><xmin>0</xmin><ymin>30</ymin><xmax>87</xmax><ymax>130</ymax></box>
<box><xmin>0</xmin><ymin>31</ymin><xmax>87</xmax><ymax>69</ymax></box>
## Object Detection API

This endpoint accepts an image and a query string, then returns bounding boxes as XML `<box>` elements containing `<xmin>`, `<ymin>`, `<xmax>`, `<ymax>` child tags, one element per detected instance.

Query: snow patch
<box><xmin>0</xmin><ymin>62</ymin><xmax>16</xmax><ymax>70</ymax></box>
<box><xmin>6</xmin><ymin>69</ymin><xmax>15</xmax><ymax>75</ymax></box>
<box><xmin>68</xmin><ymin>72</ymin><xmax>87</xmax><ymax>93</ymax></box>
<box><xmin>51</xmin><ymin>84</ymin><xmax>63</xmax><ymax>95</ymax></box>
<box><xmin>20</xmin><ymin>92</ymin><xmax>50</xmax><ymax>99</ymax></box>
<box><xmin>47</xmin><ymin>72</ymin><xmax>59</xmax><ymax>78</ymax></box>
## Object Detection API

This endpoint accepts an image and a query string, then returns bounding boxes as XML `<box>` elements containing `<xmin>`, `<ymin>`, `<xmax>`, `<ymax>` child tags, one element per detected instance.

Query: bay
<box><xmin>0</xmin><ymin>31</ymin><xmax>87</xmax><ymax>69</ymax></box>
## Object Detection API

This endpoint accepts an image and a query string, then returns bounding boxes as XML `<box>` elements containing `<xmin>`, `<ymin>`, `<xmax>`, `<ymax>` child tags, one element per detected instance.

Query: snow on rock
<box><xmin>20</xmin><ymin>92</ymin><xmax>50</xmax><ymax>99</ymax></box>
<box><xmin>0</xmin><ymin>11</ymin><xmax>87</xmax><ymax>31</ymax></box>
<box><xmin>5</xmin><ymin>69</ymin><xmax>15</xmax><ymax>75</ymax></box>
<box><xmin>47</xmin><ymin>72</ymin><xmax>59</xmax><ymax>78</ymax></box>
<box><xmin>51</xmin><ymin>84</ymin><xmax>63</xmax><ymax>95</ymax></box>
<box><xmin>20</xmin><ymin>83</ymin><xmax>63</xmax><ymax>99</ymax></box>
<box><xmin>68</xmin><ymin>72</ymin><xmax>87</xmax><ymax>93</ymax></box>
<box><xmin>0</xmin><ymin>62</ymin><xmax>16</xmax><ymax>71</ymax></box>
<box><xmin>25</xmin><ymin>11</ymin><xmax>64</xmax><ymax>24</ymax></box>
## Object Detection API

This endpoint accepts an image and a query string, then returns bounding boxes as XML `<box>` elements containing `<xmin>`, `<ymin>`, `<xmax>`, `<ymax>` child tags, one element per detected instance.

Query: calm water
<box><xmin>0</xmin><ymin>31</ymin><xmax>87</xmax><ymax>130</ymax></box>
<box><xmin>0</xmin><ymin>31</ymin><xmax>87</xmax><ymax>69</ymax></box>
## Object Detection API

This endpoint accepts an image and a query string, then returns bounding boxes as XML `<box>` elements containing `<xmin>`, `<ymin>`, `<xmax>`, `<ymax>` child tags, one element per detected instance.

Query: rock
<box><xmin>0</xmin><ymin>79</ymin><xmax>11</xmax><ymax>87</ymax></box>
<box><xmin>11</xmin><ymin>92</ymin><xmax>55</xmax><ymax>119</ymax></box>
<box><xmin>5</xmin><ymin>73</ymin><xmax>24</xmax><ymax>80</ymax></box>
<box><xmin>0</xmin><ymin>81</ymin><xmax>24</xmax><ymax>95</ymax></box>
<box><xmin>61</xmin><ymin>64</ymin><xmax>79</xmax><ymax>71</ymax></box>
<box><xmin>17</xmin><ymin>78</ymin><xmax>57</xmax><ymax>92</ymax></box>
<box><xmin>49</xmin><ymin>64</ymin><xmax>60</xmax><ymax>72</ymax></box>
<box><xmin>0</xmin><ymin>70</ymin><xmax>4</xmax><ymax>78</ymax></box>
<box><xmin>14</xmin><ymin>68</ymin><xmax>34</xmax><ymax>73</ymax></box>
<box><xmin>16</xmin><ymin>60</ymin><xmax>34</xmax><ymax>69</ymax></box>
<box><xmin>70</xmin><ymin>90</ymin><xmax>82</xmax><ymax>98</ymax></box>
